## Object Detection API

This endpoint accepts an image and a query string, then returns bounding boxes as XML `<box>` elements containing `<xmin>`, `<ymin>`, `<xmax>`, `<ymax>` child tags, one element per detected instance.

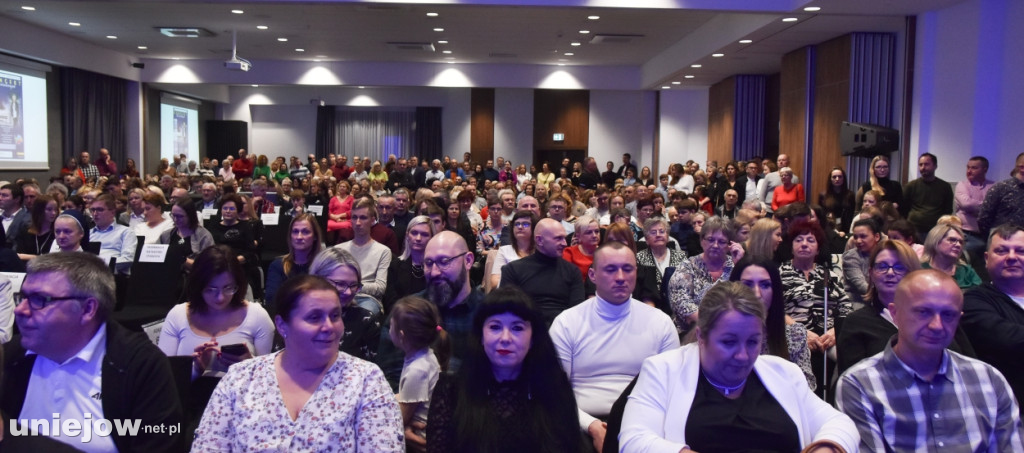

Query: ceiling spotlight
<box><xmin>426</xmin><ymin>12</ymin><xmax>438</xmax><ymax>17</ymax></box>
<box><xmin>558</xmin><ymin>63</ymin><xmax>566</xmax><ymax>66</ymax></box>
<box><xmin>358</xmin><ymin>86</ymin><xmax>365</xmax><ymax>89</ymax></box>
<box><xmin>442</xmin><ymin>50</ymin><xmax>452</xmax><ymax>54</ymax></box>
<box><xmin>257</xmin><ymin>25</ymin><xmax>268</xmax><ymax>30</ymax></box>
<box><xmin>579</xmin><ymin>30</ymin><xmax>590</xmax><ymax>34</ymax></box>
<box><xmin>172</xmin><ymin>57</ymin><xmax>181</xmax><ymax>60</ymax></box>
<box><xmin>231</xmin><ymin>9</ymin><xmax>244</xmax><ymax>14</ymax></box>
<box><xmin>433</xmin><ymin>28</ymin><xmax>444</xmax><ymax>32</ymax></box>
<box><xmin>313</xmin><ymin>59</ymin><xmax>321</xmax><ymax>62</ymax></box>
<box><xmin>804</xmin><ymin>6</ymin><xmax>821</xmax><ymax>12</ymax></box>
<box><xmin>739</xmin><ymin>39</ymin><xmax>752</xmax><ymax>44</ymax></box>
<box><xmin>571</xmin><ymin>42</ymin><xmax>581</xmax><ymax>46</ymax></box>
<box><xmin>691</xmin><ymin>64</ymin><xmax>702</xmax><ymax>68</ymax></box>
<box><xmin>21</xmin><ymin>6</ymin><xmax>35</xmax><ymax>11</ymax></box>
<box><xmin>447</xmin><ymin>61</ymin><xmax>455</xmax><ymax>64</ymax></box>
<box><xmin>69</xmin><ymin>22</ymin><xmax>81</xmax><ymax>26</ymax></box>
<box><xmin>712</xmin><ymin>53</ymin><xmax>724</xmax><ymax>57</ymax></box>
<box><xmin>251</xmin><ymin>84</ymin><xmax>259</xmax><ymax>87</ymax></box>
<box><xmin>564</xmin><ymin>52</ymin><xmax>574</xmax><ymax>56</ymax></box>
<box><xmin>782</xmin><ymin>17</ymin><xmax>798</xmax><ymax>22</ymax></box>
<box><xmin>672</xmin><ymin>81</ymin><xmax>681</xmax><ymax>85</ymax></box>
<box><xmin>685</xmin><ymin>75</ymin><xmax>695</xmax><ymax>79</ymax></box>
<box><xmin>106</xmin><ymin>35</ymin><xmax>117</xmax><ymax>39</ymax></box>
<box><xmin>278</xmin><ymin>37</ymin><xmax>288</xmax><ymax>42</ymax></box>
<box><xmin>437</xmin><ymin>40</ymin><xmax>448</xmax><ymax>44</ymax></box>
<box><xmin>295</xmin><ymin>48</ymin><xmax>304</xmax><ymax>52</ymax></box>
<box><xmin>662</xmin><ymin>86</ymin><xmax>671</xmax><ymax>89</ymax></box>
<box><xmin>588</xmin><ymin>15</ymin><xmax>600</xmax><ymax>20</ymax></box>
<box><xmin>137</xmin><ymin>45</ymin><xmax>147</xmax><ymax>50</ymax></box>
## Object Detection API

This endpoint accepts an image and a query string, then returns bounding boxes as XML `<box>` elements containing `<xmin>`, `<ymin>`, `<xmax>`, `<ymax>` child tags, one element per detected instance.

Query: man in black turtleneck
<box><xmin>500</xmin><ymin>218</ymin><xmax>585</xmax><ymax>325</ymax></box>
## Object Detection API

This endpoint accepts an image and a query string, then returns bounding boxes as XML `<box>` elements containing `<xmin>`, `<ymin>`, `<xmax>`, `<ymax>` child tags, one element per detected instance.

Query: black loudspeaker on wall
<box><xmin>206</xmin><ymin>120</ymin><xmax>248</xmax><ymax>162</ymax></box>
<box><xmin>840</xmin><ymin>121</ymin><xmax>899</xmax><ymax>157</ymax></box>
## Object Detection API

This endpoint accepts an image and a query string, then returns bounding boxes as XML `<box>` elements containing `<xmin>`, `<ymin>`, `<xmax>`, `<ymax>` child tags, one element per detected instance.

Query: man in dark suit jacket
<box><xmin>617</xmin><ymin>153</ymin><xmax>638</xmax><ymax>179</ymax></box>
<box><xmin>733</xmin><ymin>160</ymin><xmax>763</xmax><ymax>206</ymax></box>
<box><xmin>0</xmin><ymin>183</ymin><xmax>30</xmax><ymax>249</ymax></box>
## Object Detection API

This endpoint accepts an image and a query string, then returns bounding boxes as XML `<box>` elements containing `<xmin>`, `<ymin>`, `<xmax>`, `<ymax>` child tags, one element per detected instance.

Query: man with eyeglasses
<box><xmin>547</xmin><ymin>194</ymin><xmax>574</xmax><ymax>236</ymax></box>
<box><xmin>501</xmin><ymin>218</ymin><xmax>585</xmax><ymax>326</ymax></box>
<box><xmin>88</xmin><ymin>195</ymin><xmax>136</xmax><ymax>276</ymax></box>
<box><xmin>375</xmin><ymin>232</ymin><xmax>483</xmax><ymax>394</ymax></box>
<box><xmin>962</xmin><ymin>223</ymin><xmax>1024</xmax><ymax>415</ymax></box>
<box><xmin>2</xmin><ymin>252</ymin><xmax>183</xmax><ymax>452</ymax></box>
<box><xmin>838</xmin><ymin>269</ymin><xmax>1023</xmax><ymax>451</ymax></box>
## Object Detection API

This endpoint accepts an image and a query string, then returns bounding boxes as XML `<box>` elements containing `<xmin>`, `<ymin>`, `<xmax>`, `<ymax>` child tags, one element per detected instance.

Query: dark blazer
<box><xmin>962</xmin><ymin>283</ymin><xmax>1024</xmax><ymax>414</ymax></box>
<box><xmin>734</xmin><ymin>174</ymin><xmax>761</xmax><ymax>204</ymax></box>
<box><xmin>2</xmin><ymin>208</ymin><xmax>30</xmax><ymax>248</ymax></box>
<box><xmin>2</xmin><ymin>321</ymin><xmax>184</xmax><ymax>452</ymax></box>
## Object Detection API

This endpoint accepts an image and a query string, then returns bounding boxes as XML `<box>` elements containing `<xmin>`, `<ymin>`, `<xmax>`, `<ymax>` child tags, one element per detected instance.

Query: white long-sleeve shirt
<box><xmin>550</xmin><ymin>295</ymin><xmax>679</xmax><ymax>431</ymax></box>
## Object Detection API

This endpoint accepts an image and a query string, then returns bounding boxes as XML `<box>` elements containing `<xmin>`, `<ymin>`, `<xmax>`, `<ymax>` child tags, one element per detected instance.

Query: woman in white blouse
<box><xmin>158</xmin><ymin>245</ymin><xmax>274</xmax><ymax>379</ymax></box>
<box><xmin>192</xmin><ymin>274</ymin><xmax>404</xmax><ymax>452</ymax></box>
<box><xmin>133</xmin><ymin>191</ymin><xmax>173</xmax><ymax>244</ymax></box>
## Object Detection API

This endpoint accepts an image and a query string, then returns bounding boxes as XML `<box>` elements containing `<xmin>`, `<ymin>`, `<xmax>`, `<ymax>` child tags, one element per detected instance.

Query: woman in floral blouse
<box><xmin>192</xmin><ymin>275</ymin><xmax>403</xmax><ymax>452</ymax></box>
<box><xmin>667</xmin><ymin>216</ymin><xmax>740</xmax><ymax>332</ymax></box>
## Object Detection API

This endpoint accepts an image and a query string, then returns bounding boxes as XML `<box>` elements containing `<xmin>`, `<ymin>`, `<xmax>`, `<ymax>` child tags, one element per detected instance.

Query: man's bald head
<box><xmin>534</xmin><ymin>218</ymin><xmax>568</xmax><ymax>258</ymax></box>
<box><xmin>894</xmin><ymin>269</ymin><xmax>963</xmax><ymax>311</ymax></box>
<box><xmin>426</xmin><ymin>230</ymin><xmax>470</xmax><ymax>257</ymax></box>
<box><xmin>517</xmin><ymin>196</ymin><xmax>540</xmax><ymax>216</ymax></box>
<box><xmin>891</xmin><ymin>269</ymin><xmax>964</xmax><ymax>358</ymax></box>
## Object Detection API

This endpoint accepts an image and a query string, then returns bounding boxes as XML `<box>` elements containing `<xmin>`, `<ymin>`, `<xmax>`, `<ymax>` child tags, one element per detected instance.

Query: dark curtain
<box><xmin>60</xmin><ymin>67</ymin><xmax>128</xmax><ymax>167</ymax></box>
<box><xmin>415</xmin><ymin>107</ymin><xmax>442</xmax><ymax>162</ymax></box>
<box><xmin>314</xmin><ymin>105</ymin><xmax>336</xmax><ymax>159</ymax></box>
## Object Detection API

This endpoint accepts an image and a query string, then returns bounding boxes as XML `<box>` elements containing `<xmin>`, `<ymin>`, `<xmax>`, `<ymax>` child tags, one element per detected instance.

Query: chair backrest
<box><xmin>261</xmin><ymin>214</ymin><xmax>292</xmax><ymax>257</ymax></box>
<box><xmin>126</xmin><ymin>237</ymin><xmax>189</xmax><ymax>307</ymax></box>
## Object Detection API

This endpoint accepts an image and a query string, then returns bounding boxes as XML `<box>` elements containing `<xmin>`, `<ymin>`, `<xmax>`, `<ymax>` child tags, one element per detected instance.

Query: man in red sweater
<box><xmin>231</xmin><ymin>148</ymin><xmax>254</xmax><ymax>179</ymax></box>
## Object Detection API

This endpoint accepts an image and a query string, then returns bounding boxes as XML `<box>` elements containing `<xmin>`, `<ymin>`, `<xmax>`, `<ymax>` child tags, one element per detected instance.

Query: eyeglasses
<box><xmin>872</xmin><ymin>263</ymin><xmax>909</xmax><ymax>275</ymax></box>
<box><xmin>513</xmin><ymin>222</ymin><xmax>532</xmax><ymax>229</ymax></box>
<box><xmin>424</xmin><ymin>252</ymin><xmax>469</xmax><ymax>270</ymax></box>
<box><xmin>16</xmin><ymin>292</ymin><xmax>84</xmax><ymax>310</ymax></box>
<box><xmin>203</xmin><ymin>285</ymin><xmax>239</xmax><ymax>297</ymax></box>
<box><xmin>329</xmin><ymin>280</ymin><xmax>363</xmax><ymax>294</ymax></box>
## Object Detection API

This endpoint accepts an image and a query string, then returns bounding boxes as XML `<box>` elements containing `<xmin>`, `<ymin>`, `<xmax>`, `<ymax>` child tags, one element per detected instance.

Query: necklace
<box><xmin>36</xmin><ymin>230</ymin><xmax>53</xmax><ymax>254</ymax></box>
<box><xmin>702</xmin><ymin>370</ymin><xmax>746</xmax><ymax>396</ymax></box>
<box><xmin>410</xmin><ymin>262</ymin><xmax>424</xmax><ymax>278</ymax></box>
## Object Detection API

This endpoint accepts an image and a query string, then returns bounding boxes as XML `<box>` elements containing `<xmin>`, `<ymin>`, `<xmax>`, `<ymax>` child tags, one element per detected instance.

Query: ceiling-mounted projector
<box><xmin>224</xmin><ymin>59</ymin><xmax>250</xmax><ymax>71</ymax></box>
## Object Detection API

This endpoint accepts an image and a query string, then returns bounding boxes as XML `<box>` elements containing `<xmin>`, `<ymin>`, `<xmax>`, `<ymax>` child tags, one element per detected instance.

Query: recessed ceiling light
<box><xmin>69</xmin><ymin>22</ymin><xmax>80</xmax><ymax>26</ymax></box>
<box><xmin>442</xmin><ymin>50</ymin><xmax>452</xmax><ymax>54</ymax></box>
<box><xmin>437</xmin><ymin>40</ymin><xmax>448</xmax><ymax>44</ymax></box>
<box><xmin>739</xmin><ymin>39</ymin><xmax>752</xmax><ymax>44</ymax></box>
<box><xmin>685</xmin><ymin>75</ymin><xmax>695</xmax><ymax>79</ymax></box>
<box><xmin>782</xmin><ymin>17</ymin><xmax>798</xmax><ymax>22</ymax></box>
<box><xmin>172</xmin><ymin>57</ymin><xmax>181</xmax><ymax>60</ymax></box>
<box><xmin>579</xmin><ymin>30</ymin><xmax>590</xmax><ymax>34</ymax></box>
<box><xmin>426</xmin><ymin>12</ymin><xmax>438</xmax><ymax>17</ymax></box>
<box><xmin>251</xmin><ymin>84</ymin><xmax>259</xmax><ymax>87</ymax></box>
<box><xmin>137</xmin><ymin>45</ymin><xmax>147</xmax><ymax>50</ymax></box>
<box><xmin>447</xmin><ymin>61</ymin><xmax>455</xmax><ymax>64</ymax></box>
<box><xmin>564</xmin><ymin>52</ymin><xmax>574</xmax><ymax>56</ymax></box>
<box><xmin>257</xmin><ymin>25</ymin><xmax>268</xmax><ymax>30</ymax></box>
<box><xmin>358</xmin><ymin>86</ymin><xmax>365</xmax><ymax>89</ymax></box>
<box><xmin>277</xmin><ymin>37</ymin><xmax>288</xmax><ymax>42</ymax></box>
<box><xmin>21</xmin><ymin>6</ymin><xmax>35</xmax><ymax>11</ymax></box>
<box><xmin>672</xmin><ymin>81</ymin><xmax>681</xmax><ymax>85</ymax></box>
<box><xmin>433</xmin><ymin>28</ymin><xmax>444</xmax><ymax>32</ymax></box>
<box><xmin>106</xmin><ymin>35</ymin><xmax>117</xmax><ymax>39</ymax></box>
<box><xmin>558</xmin><ymin>63</ymin><xmax>566</xmax><ymax>66</ymax></box>
<box><xmin>804</xmin><ymin>6</ymin><xmax>821</xmax><ymax>12</ymax></box>
<box><xmin>588</xmin><ymin>15</ymin><xmax>600</xmax><ymax>20</ymax></box>
<box><xmin>295</xmin><ymin>48</ymin><xmax>304</xmax><ymax>52</ymax></box>
<box><xmin>231</xmin><ymin>9</ymin><xmax>244</xmax><ymax>14</ymax></box>
<box><xmin>571</xmin><ymin>42</ymin><xmax>581</xmax><ymax>46</ymax></box>
<box><xmin>662</xmin><ymin>86</ymin><xmax>671</xmax><ymax>89</ymax></box>
<box><xmin>691</xmin><ymin>64</ymin><xmax>702</xmax><ymax>68</ymax></box>
<box><xmin>313</xmin><ymin>59</ymin><xmax>321</xmax><ymax>62</ymax></box>
<box><xmin>712</xmin><ymin>53</ymin><xmax>724</xmax><ymax>57</ymax></box>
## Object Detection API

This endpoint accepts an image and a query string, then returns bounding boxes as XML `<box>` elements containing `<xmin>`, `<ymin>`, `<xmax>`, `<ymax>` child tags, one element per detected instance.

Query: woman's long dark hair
<box><xmin>453</xmin><ymin>287</ymin><xmax>582</xmax><ymax>453</ymax></box>
<box><xmin>730</xmin><ymin>257</ymin><xmax>788</xmax><ymax>359</ymax></box>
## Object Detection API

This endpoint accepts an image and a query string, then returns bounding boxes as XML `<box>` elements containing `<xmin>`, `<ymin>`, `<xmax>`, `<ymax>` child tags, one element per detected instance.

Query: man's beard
<box><xmin>426</xmin><ymin>267</ymin><xmax>467</xmax><ymax>308</ymax></box>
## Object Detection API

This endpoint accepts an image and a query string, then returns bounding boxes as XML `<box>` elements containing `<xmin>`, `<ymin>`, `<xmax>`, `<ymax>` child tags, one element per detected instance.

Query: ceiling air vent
<box><xmin>589</xmin><ymin>33</ymin><xmax>644</xmax><ymax>44</ymax></box>
<box><xmin>386</xmin><ymin>42</ymin><xmax>436</xmax><ymax>52</ymax></box>
<box><xmin>156</xmin><ymin>27</ymin><xmax>215</xmax><ymax>38</ymax></box>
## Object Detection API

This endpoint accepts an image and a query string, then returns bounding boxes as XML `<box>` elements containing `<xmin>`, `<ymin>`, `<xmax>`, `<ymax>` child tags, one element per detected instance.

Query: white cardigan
<box><xmin>619</xmin><ymin>344</ymin><xmax>859</xmax><ymax>453</ymax></box>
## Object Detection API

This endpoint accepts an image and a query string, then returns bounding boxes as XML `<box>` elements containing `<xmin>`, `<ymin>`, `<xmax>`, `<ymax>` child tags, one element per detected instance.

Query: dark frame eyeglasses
<box><xmin>16</xmin><ymin>292</ymin><xmax>85</xmax><ymax>310</ymax></box>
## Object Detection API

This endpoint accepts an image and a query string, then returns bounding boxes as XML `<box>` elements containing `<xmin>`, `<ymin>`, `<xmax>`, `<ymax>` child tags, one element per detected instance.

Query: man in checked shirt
<box><xmin>837</xmin><ymin>269</ymin><xmax>1023</xmax><ymax>452</ymax></box>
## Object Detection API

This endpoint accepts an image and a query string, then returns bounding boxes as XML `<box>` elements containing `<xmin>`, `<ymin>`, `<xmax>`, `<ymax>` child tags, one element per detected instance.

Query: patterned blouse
<box><xmin>192</xmin><ymin>352</ymin><xmax>404</xmax><ymax>452</ymax></box>
<box><xmin>635</xmin><ymin>247</ymin><xmax>687</xmax><ymax>287</ymax></box>
<box><xmin>766</xmin><ymin>323</ymin><xmax>816</xmax><ymax>390</ymax></box>
<box><xmin>779</xmin><ymin>261</ymin><xmax>852</xmax><ymax>335</ymax></box>
<box><xmin>667</xmin><ymin>254</ymin><xmax>734</xmax><ymax>330</ymax></box>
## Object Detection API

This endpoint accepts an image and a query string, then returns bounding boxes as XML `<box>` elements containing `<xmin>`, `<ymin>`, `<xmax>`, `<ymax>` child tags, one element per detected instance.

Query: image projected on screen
<box><xmin>0</xmin><ymin>67</ymin><xmax>48</xmax><ymax>170</ymax></box>
<box><xmin>160</xmin><ymin>93</ymin><xmax>200</xmax><ymax>164</ymax></box>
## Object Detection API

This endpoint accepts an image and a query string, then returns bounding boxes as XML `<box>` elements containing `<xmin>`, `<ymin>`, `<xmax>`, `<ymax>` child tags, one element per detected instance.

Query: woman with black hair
<box><xmin>427</xmin><ymin>286</ymin><xmax>585</xmax><ymax>453</ymax></box>
<box><xmin>730</xmin><ymin>257</ymin><xmax>815</xmax><ymax>389</ymax></box>
<box><xmin>818</xmin><ymin>167</ymin><xmax>856</xmax><ymax>233</ymax></box>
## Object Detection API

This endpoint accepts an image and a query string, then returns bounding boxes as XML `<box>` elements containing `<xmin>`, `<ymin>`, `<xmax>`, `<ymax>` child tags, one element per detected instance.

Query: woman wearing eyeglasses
<box><xmin>920</xmin><ymin>224</ymin><xmax>982</xmax><ymax>290</ymax></box>
<box><xmin>667</xmin><ymin>216</ymin><xmax>738</xmax><ymax>333</ymax></box>
<box><xmin>310</xmin><ymin>247</ymin><xmax>382</xmax><ymax>361</ymax></box>
<box><xmin>158</xmin><ymin>245</ymin><xmax>274</xmax><ymax>380</ymax></box>
<box><xmin>489</xmin><ymin>211</ymin><xmax>538</xmax><ymax>289</ymax></box>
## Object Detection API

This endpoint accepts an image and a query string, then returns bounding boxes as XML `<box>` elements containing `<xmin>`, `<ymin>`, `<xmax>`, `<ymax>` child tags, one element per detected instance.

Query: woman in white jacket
<box><xmin>620</xmin><ymin>281</ymin><xmax>859</xmax><ymax>453</ymax></box>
